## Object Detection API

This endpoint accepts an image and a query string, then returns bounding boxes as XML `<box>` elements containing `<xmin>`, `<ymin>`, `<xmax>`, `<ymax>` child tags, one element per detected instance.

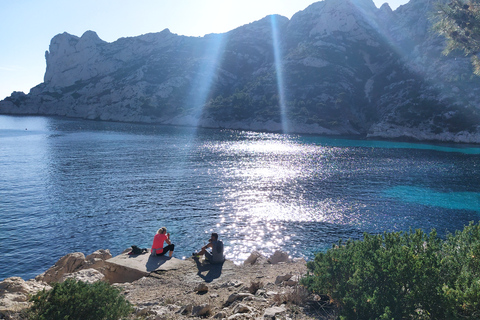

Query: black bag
<box><xmin>130</xmin><ymin>245</ymin><xmax>147</xmax><ymax>255</ymax></box>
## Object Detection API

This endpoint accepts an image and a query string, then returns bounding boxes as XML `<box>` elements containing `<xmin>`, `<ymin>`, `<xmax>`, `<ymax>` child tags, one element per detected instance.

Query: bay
<box><xmin>1</xmin><ymin>115</ymin><xmax>479</xmax><ymax>281</ymax></box>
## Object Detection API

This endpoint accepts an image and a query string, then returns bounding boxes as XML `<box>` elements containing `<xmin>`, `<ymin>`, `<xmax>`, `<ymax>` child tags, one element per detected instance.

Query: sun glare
<box><xmin>270</xmin><ymin>15</ymin><xmax>290</xmax><ymax>134</ymax></box>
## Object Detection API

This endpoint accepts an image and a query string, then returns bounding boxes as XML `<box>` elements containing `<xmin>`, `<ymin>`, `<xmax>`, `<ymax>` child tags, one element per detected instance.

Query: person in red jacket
<box><xmin>151</xmin><ymin>227</ymin><xmax>175</xmax><ymax>257</ymax></box>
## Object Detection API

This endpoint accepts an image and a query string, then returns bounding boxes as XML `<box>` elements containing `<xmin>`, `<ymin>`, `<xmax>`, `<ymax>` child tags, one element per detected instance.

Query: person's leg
<box><xmin>168</xmin><ymin>244</ymin><xmax>175</xmax><ymax>257</ymax></box>
<box><xmin>204</xmin><ymin>251</ymin><xmax>213</xmax><ymax>262</ymax></box>
<box><xmin>162</xmin><ymin>244</ymin><xmax>175</xmax><ymax>257</ymax></box>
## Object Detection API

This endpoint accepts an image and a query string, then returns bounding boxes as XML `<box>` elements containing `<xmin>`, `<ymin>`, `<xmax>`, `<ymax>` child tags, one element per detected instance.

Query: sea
<box><xmin>1</xmin><ymin>115</ymin><xmax>480</xmax><ymax>281</ymax></box>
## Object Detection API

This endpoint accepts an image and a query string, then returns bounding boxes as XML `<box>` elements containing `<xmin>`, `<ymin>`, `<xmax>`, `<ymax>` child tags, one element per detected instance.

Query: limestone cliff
<box><xmin>1</xmin><ymin>0</ymin><xmax>479</xmax><ymax>143</ymax></box>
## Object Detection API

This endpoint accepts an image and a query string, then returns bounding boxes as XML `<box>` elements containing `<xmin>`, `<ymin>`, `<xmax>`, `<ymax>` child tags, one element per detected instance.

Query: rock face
<box><xmin>1</xmin><ymin>0</ymin><xmax>480</xmax><ymax>143</ymax></box>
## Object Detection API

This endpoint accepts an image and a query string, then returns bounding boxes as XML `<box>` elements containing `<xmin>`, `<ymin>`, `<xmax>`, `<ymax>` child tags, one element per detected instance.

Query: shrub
<box><xmin>27</xmin><ymin>279</ymin><xmax>133</xmax><ymax>320</ymax></box>
<box><xmin>301</xmin><ymin>223</ymin><xmax>480</xmax><ymax>320</ymax></box>
<box><xmin>439</xmin><ymin>222</ymin><xmax>480</xmax><ymax>319</ymax></box>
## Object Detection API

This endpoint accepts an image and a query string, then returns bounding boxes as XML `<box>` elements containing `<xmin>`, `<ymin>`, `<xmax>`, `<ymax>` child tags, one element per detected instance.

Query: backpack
<box><xmin>130</xmin><ymin>245</ymin><xmax>147</xmax><ymax>255</ymax></box>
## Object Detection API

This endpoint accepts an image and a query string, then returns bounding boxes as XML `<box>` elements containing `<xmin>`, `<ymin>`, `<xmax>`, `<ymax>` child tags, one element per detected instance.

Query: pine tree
<box><xmin>433</xmin><ymin>0</ymin><xmax>480</xmax><ymax>75</ymax></box>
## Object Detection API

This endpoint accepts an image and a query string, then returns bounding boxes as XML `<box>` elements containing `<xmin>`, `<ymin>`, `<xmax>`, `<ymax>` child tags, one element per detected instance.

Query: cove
<box><xmin>1</xmin><ymin>115</ymin><xmax>479</xmax><ymax>281</ymax></box>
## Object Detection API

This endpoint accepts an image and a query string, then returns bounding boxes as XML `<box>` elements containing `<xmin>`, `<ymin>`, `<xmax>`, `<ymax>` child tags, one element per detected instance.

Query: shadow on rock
<box><xmin>145</xmin><ymin>255</ymin><xmax>171</xmax><ymax>272</ymax></box>
<box><xmin>193</xmin><ymin>258</ymin><xmax>224</xmax><ymax>283</ymax></box>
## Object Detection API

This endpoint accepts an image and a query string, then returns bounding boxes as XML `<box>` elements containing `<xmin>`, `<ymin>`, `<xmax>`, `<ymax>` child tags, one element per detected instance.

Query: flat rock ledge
<box><xmin>1</xmin><ymin>249</ymin><xmax>332</xmax><ymax>319</ymax></box>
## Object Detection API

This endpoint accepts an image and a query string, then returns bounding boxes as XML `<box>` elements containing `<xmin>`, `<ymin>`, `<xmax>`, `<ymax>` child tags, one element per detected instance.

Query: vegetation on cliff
<box><xmin>302</xmin><ymin>222</ymin><xmax>480</xmax><ymax>319</ymax></box>
<box><xmin>434</xmin><ymin>0</ymin><xmax>480</xmax><ymax>75</ymax></box>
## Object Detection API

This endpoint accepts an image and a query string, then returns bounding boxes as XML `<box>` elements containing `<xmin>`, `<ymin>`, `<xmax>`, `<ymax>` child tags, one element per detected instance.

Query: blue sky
<box><xmin>0</xmin><ymin>0</ymin><xmax>408</xmax><ymax>101</ymax></box>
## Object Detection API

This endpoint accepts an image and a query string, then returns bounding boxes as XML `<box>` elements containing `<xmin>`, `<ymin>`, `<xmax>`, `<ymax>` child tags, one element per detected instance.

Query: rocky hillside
<box><xmin>1</xmin><ymin>0</ymin><xmax>480</xmax><ymax>143</ymax></box>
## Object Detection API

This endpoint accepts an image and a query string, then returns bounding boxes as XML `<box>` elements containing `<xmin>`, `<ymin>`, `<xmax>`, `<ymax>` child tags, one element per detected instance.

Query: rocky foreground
<box><xmin>0</xmin><ymin>249</ymin><xmax>334</xmax><ymax>320</ymax></box>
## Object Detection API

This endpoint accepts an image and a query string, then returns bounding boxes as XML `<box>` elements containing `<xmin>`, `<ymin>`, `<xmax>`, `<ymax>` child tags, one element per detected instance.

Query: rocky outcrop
<box><xmin>35</xmin><ymin>249</ymin><xmax>112</xmax><ymax>283</ymax></box>
<box><xmin>0</xmin><ymin>249</ymin><xmax>318</xmax><ymax>320</ymax></box>
<box><xmin>0</xmin><ymin>277</ymin><xmax>50</xmax><ymax>318</ymax></box>
<box><xmin>1</xmin><ymin>0</ymin><xmax>479</xmax><ymax>143</ymax></box>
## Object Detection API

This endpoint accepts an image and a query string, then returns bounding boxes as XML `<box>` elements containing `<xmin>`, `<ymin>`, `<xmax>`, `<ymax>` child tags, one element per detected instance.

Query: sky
<box><xmin>0</xmin><ymin>0</ymin><xmax>409</xmax><ymax>101</ymax></box>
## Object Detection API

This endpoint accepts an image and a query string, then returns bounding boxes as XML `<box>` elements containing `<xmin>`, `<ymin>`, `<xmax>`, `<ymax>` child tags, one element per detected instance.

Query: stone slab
<box><xmin>108</xmin><ymin>253</ymin><xmax>188</xmax><ymax>272</ymax></box>
<box><xmin>104</xmin><ymin>253</ymin><xmax>189</xmax><ymax>283</ymax></box>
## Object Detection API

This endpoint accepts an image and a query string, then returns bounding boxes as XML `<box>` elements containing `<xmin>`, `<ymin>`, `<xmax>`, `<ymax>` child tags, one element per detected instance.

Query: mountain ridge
<box><xmin>1</xmin><ymin>0</ymin><xmax>479</xmax><ymax>143</ymax></box>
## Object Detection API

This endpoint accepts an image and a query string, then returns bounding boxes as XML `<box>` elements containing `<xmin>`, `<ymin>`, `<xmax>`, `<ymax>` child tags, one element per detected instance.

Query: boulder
<box><xmin>213</xmin><ymin>311</ymin><xmax>227</xmax><ymax>318</ymax></box>
<box><xmin>135</xmin><ymin>306</ymin><xmax>156</xmax><ymax>317</ymax></box>
<box><xmin>178</xmin><ymin>304</ymin><xmax>193</xmax><ymax>315</ymax></box>
<box><xmin>192</xmin><ymin>303</ymin><xmax>211</xmax><ymax>317</ymax></box>
<box><xmin>35</xmin><ymin>249</ymin><xmax>113</xmax><ymax>284</ymax></box>
<box><xmin>284</xmin><ymin>275</ymin><xmax>301</xmax><ymax>286</ymax></box>
<box><xmin>274</xmin><ymin>273</ymin><xmax>293</xmax><ymax>285</ymax></box>
<box><xmin>86</xmin><ymin>249</ymin><xmax>112</xmax><ymax>261</ymax></box>
<box><xmin>244</xmin><ymin>251</ymin><xmax>262</xmax><ymax>265</ymax></box>
<box><xmin>36</xmin><ymin>252</ymin><xmax>86</xmax><ymax>283</ymax></box>
<box><xmin>85</xmin><ymin>249</ymin><xmax>112</xmax><ymax>270</ymax></box>
<box><xmin>226</xmin><ymin>292</ymin><xmax>254</xmax><ymax>304</ymax></box>
<box><xmin>233</xmin><ymin>303</ymin><xmax>253</xmax><ymax>314</ymax></box>
<box><xmin>0</xmin><ymin>277</ymin><xmax>50</xmax><ymax>316</ymax></box>
<box><xmin>263</xmin><ymin>306</ymin><xmax>286</xmax><ymax>319</ymax></box>
<box><xmin>244</xmin><ymin>251</ymin><xmax>269</xmax><ymax>265</ymax></box>
<box><xmin>256</xmin><ymin>255</ymin><xmax>269</xmax><ymax>265</ymax></box>
<box><xmin>266</xmin><ymin>291</ymin><xmax>279</xmax><ymax>297</ymax></box>
<box><xmin>147</xmin><ymin>305</ymin><xmax>177</xmax><ymax>319</ymax></box>
<box><xmin>194</xmin><ymin>283</ymin><xmax>209</xmax><ymax>293</ymax></box>
<box><xmin>267</xmin><ymin>251</ymin><xmax>289</xmax><ymax>264</ymax></box>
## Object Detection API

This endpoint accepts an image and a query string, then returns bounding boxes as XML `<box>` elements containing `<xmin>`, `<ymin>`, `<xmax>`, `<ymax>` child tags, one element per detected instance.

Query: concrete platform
<box><xmin>104</xmin><ymin>253</ymin><xmax>190</xmax><ymax>283</ymax></box>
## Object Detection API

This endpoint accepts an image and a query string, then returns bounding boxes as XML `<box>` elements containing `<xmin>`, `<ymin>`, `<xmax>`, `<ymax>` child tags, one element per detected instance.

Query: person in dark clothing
<box><xmin>193</xmin><ymin>232</ymin><xmax>224</xmax><ymax>263</ymax></box>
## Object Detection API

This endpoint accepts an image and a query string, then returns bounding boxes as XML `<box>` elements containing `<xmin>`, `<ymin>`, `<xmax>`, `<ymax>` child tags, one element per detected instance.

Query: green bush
<box><xmin>28</xmin><ymin>279</ymin><xmax>133</xmax><ymax>320</ymax></box>
<box><xmin>301</xmin><ymin>222</ymin><xmax>480</xmax><ymax>320</ymax></box>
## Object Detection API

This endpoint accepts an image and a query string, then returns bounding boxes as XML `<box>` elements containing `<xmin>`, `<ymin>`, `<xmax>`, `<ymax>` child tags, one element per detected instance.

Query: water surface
<box><xmin>1</xmin><ymin>115</ymin><xmax>479</xmax><ymax>280</ymax></box>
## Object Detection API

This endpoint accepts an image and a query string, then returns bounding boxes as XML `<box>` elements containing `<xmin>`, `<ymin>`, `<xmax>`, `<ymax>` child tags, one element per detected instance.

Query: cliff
<box><xmin>1</xmin><ymin>0</ymin><xmax>480</xmax><ymax>143</ymax></box>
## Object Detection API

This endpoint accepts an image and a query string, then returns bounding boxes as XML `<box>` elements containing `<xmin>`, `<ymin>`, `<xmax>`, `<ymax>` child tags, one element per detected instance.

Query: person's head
<box><xmin>157</xmin><ymin>227</ymin><xmax>167</xmax><ymax>234</ymax></box>
<box><xmin>211</xmin><ymin>233</ymin><xmax>218</xmax><ymax>241</ymax></box>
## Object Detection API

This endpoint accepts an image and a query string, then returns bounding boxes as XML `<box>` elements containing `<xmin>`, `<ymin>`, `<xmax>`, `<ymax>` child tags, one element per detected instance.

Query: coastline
<box><xmin>0</xmin><ymin>248</ymin><xmax>331</xmax><ymax>320</ymax></box>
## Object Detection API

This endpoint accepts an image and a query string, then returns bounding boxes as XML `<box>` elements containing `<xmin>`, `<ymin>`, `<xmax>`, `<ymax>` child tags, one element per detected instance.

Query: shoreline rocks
<box><xmin>35</xmin><ymin>249</ymin><xmax>112</xmax><ymax>284</ymax></box>
<box><xmin>0</xmin><ymin>277</ymin><xmax>51</xmax><ymax>318</ymax></box>
<box><xmin>0</xmin><ymin>249</ymin><xmax>325</xmax><ymax>320</ymax></box>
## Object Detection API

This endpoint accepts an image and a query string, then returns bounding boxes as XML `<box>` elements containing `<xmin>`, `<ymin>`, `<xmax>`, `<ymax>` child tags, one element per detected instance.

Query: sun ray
<box><xmin>270</xmin><ymin>15</ymin><xmax>290</xmax><ymax>134</ymax></box>
<box><xmin>185</xmin><ymin>33</ymin><xmax>227</xmax><ymax>125</ymax></box>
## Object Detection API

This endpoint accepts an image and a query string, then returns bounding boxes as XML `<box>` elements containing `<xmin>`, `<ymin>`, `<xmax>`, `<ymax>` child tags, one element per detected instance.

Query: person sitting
<box><xmin>151</xmin><ymin>227</ymin><xmax>175</xmax><ymax>257</ymax></box>
<box><xmin>193</xmin><ymin>232</ymin><xmax>225</xmax><ymax>263</ymax></box>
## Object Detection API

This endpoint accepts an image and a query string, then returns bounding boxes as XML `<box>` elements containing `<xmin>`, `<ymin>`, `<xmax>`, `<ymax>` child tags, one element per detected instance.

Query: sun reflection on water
<box><xmin>199</xmin><ymin>133</ymin><xmax>369</xmax><ymax>262</ymax></box>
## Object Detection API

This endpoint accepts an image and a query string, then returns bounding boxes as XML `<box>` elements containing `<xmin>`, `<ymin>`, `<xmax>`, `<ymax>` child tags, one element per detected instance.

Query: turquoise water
<box><xmin>384</xmin><ymin>186</ymin><xmax>480</xmax><ymax>212</ymax></box>
<box><xmin>1</xmin><ymin>115</ymin><xmax>479</xmax><ymax>280</ymax></box>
